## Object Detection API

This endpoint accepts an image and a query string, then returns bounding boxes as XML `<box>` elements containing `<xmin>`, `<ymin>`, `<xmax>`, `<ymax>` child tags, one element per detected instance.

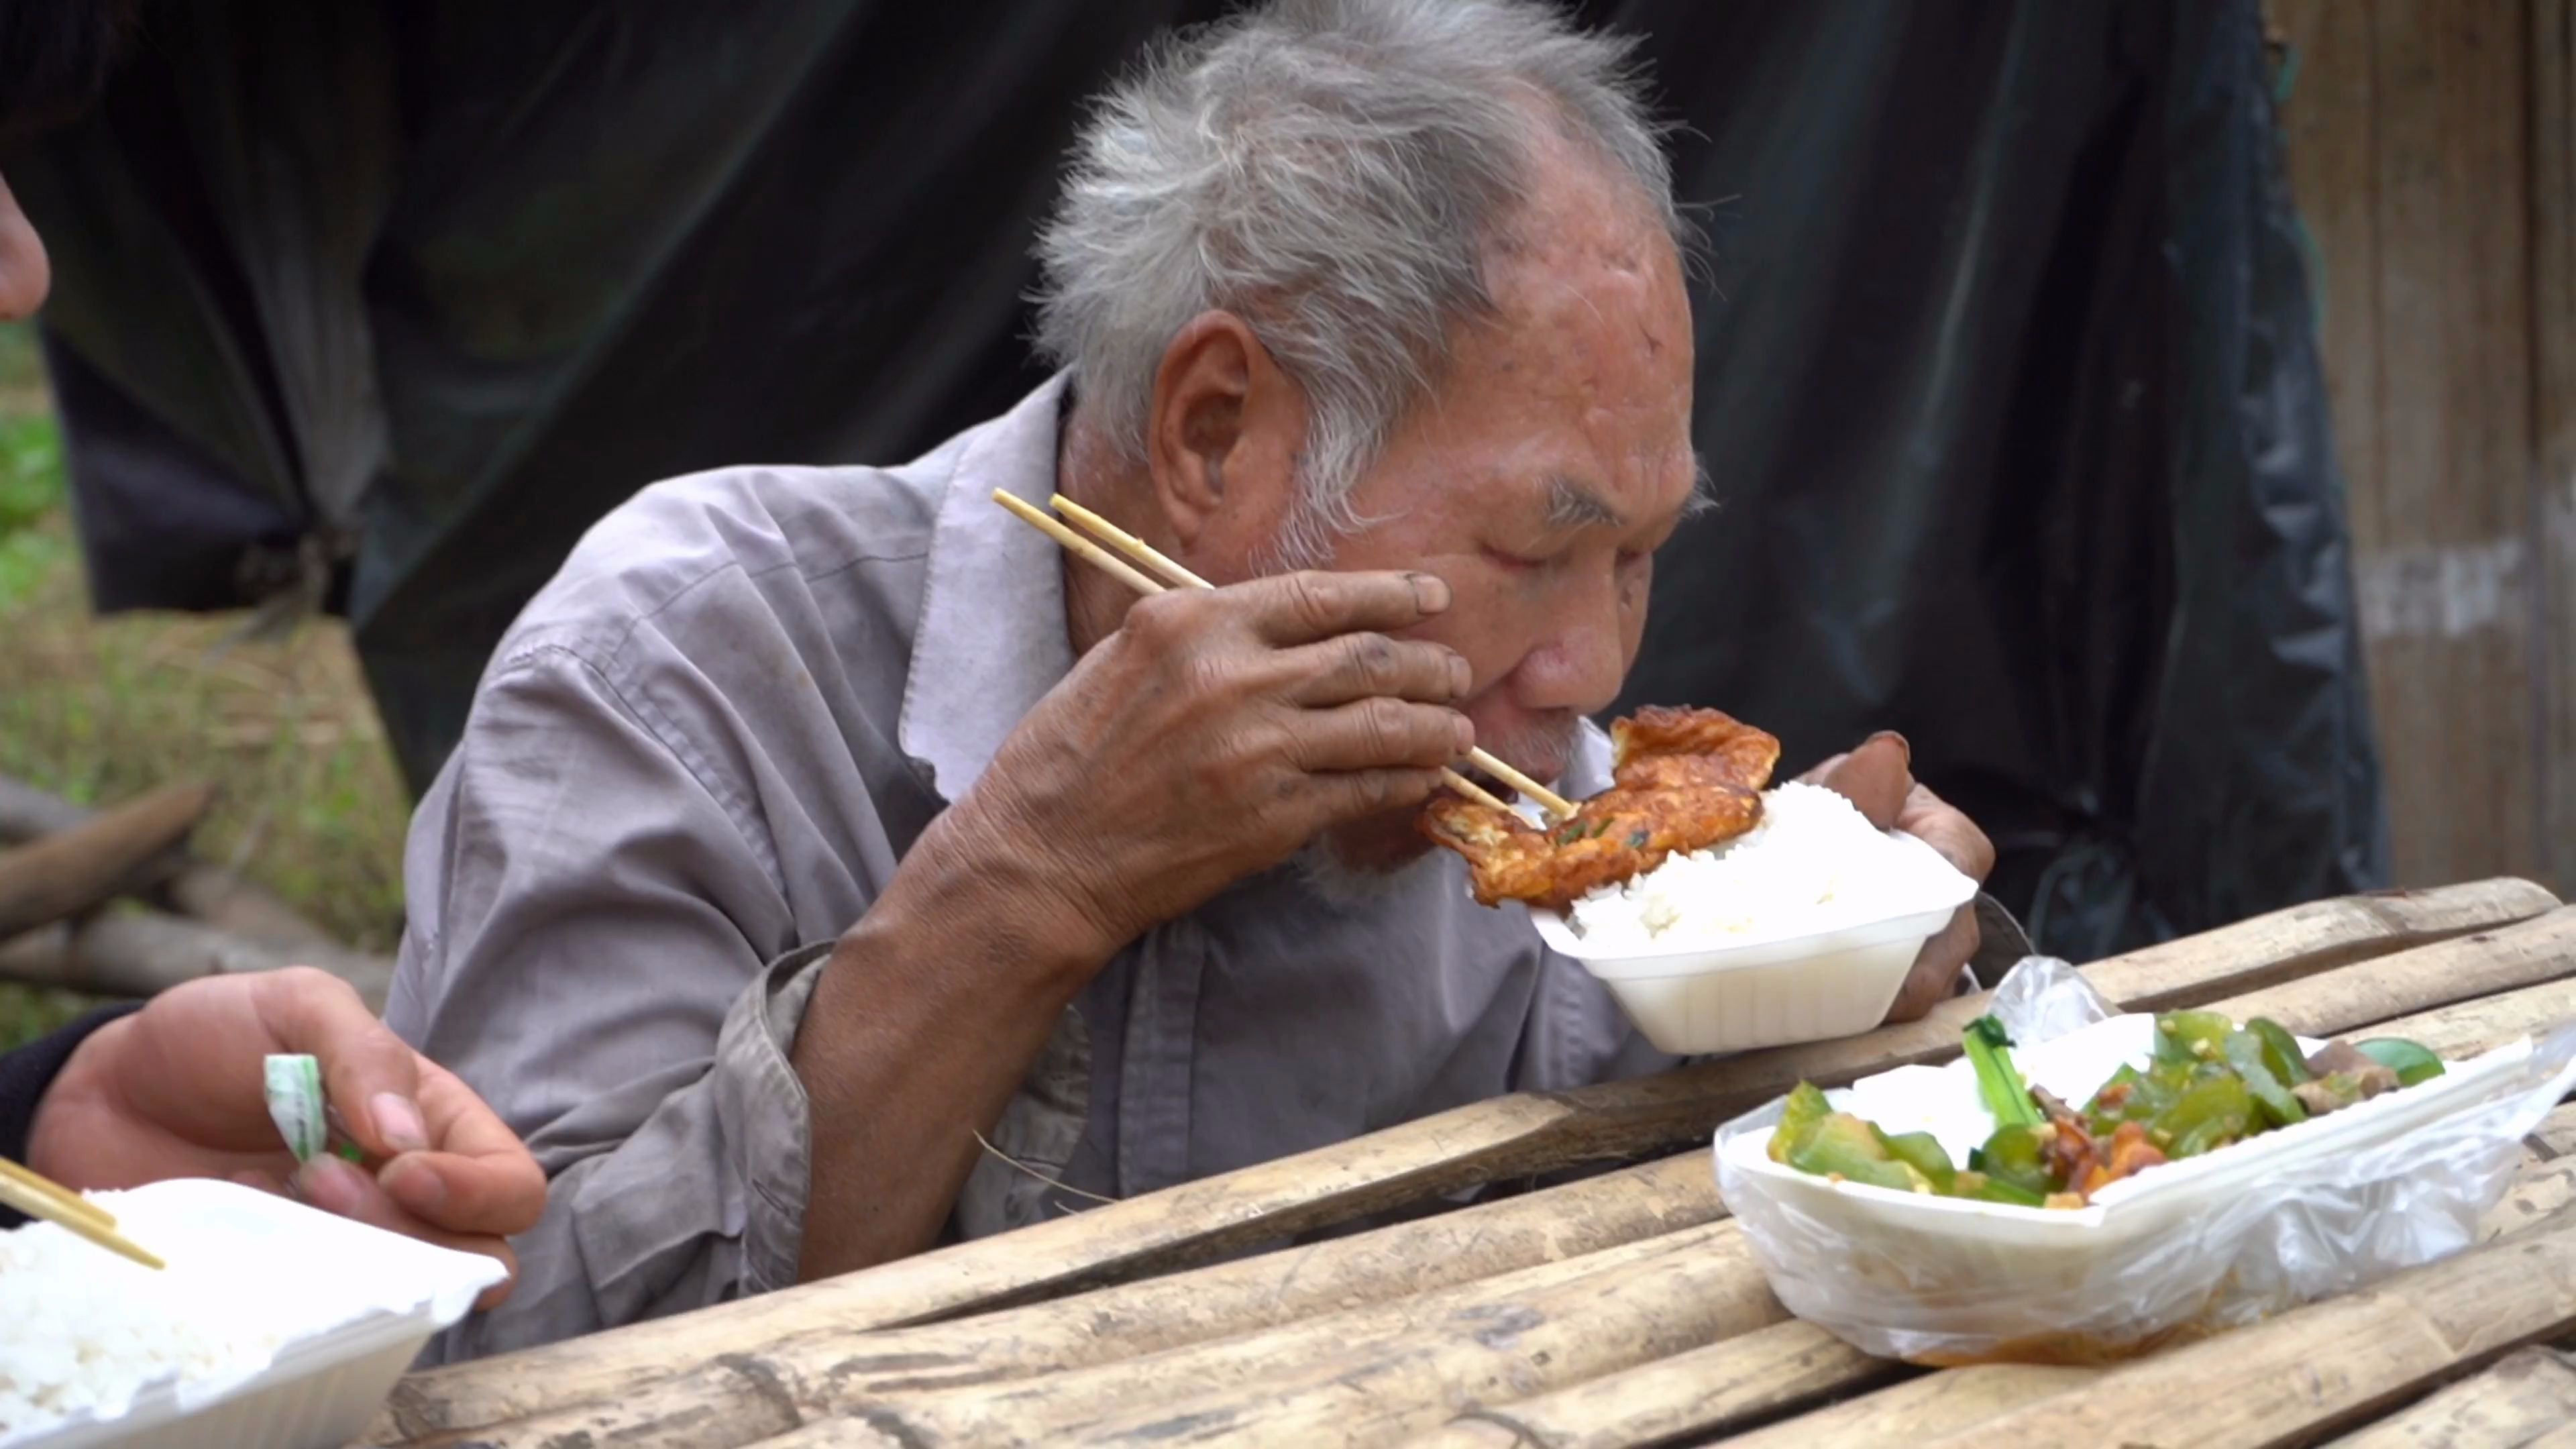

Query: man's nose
<box><xmin>1509</xmin><ymin>582</ymin><xmax>1628</xmax><ymax>715</ymax></box>
<box><xmin>0</xmin><ymin>172</ymin><xmax>53</xmax><ymax>323</ymax></box>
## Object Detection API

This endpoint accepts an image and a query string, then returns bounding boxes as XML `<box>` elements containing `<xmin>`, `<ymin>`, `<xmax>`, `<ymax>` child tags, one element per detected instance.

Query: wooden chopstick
<box><xmin>1042</xmin><ymin>493</ymin><xmax>1578</xmax><ymax>820</ymax></box>
<box><xmin>0</xmin><ymin>1159</ymin><xmax>164</xmax><ymax>1270</ymax></box>
<box><xmin>0</xmin><ymin>1155</ymin><xmax>115</xmax><ymax>1229</ymax></box>
<box><xmin>1051</xmin><ymin>495</ymin><xmax>1214</xmax><ymax>590</ymax></box>
<box><xmin>996</xmin><ymin>490</ymin><xmax>1517</xmax><ymax>816</ymax></box>
<box><xmin>995</xmin><ymin>492</ymin><xmax>1165</xmax><ymax>596</ymax></box>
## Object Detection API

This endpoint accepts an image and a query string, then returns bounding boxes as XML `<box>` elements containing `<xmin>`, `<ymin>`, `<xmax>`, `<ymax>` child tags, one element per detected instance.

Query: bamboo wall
<box><xmin>2273</xmin><ymin>0</ymin><xmax>2575</xmax><ymax>896</ymax></box>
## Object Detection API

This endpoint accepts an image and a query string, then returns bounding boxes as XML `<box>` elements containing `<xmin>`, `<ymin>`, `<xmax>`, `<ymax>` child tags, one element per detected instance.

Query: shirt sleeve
<box><xmin>387</xmin><ymin>643</ymin><xmax>836</xmax><ymax>1362</ymax></box>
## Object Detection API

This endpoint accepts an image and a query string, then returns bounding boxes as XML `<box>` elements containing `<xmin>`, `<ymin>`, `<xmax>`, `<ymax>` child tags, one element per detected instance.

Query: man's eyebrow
<box><xmin>1544</xmin><ymin>474</ymin><xmax>1628</xmax><ymax>529</ymax></box>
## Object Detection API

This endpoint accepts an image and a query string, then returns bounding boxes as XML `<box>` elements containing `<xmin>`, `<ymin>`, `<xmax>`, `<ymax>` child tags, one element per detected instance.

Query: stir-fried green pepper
<box><xmin>1968</xmin><ymin>1122</ymin><xmax>2057</xmax><ymax>1196</ymax></box>
<box><xmin>1875</xmin><ymin>1128</ymin><xmax>1957</xmax><ymax>1192</ymax></box>
<box><xmin>2151</xmin><ymin>1070</ymin><xmax>2254</xmax><ymax>1158</ymax></box>
<box><xmin>1785</xmin><ymin>1113</ymin><xmax>1932</xmax><ymax>1193</ymax></box>
<box><xmin>2082</xmin><ymin>1062</ymin><xmax>2180</xmax><ymax>1137</ymax></box>
<box><xmin>1770</xmin><ymin>1081</ymin><xmax>1834</xmax><ymax>1163</ymax></box>
<box><xmin>1965</xmin><ymin>1016</ymin><xmax>2042</xmax><ymax>1129</ymax></box>
<box><xmin>1769</xmin><ymin>1012</ymin><xmax>2448</xmax><ymax>1211</ymax></box>
<box><xmin>2247</xmin><ymin>1016</ymin><xmax>2313</xmax><ymax>1085</ymax></box>
<box><xmin>1953</xmin><ymin>1170</ymin><xmax>2049</xmax><ymax>1206</ymax></box>
<box><xmin>2220</xmin><ymin>1030</ymin><xmax>2308</xmax><ymax>1130</ymax></box>
<box><xmin>2153</xmin><ymin>1010</ymin><xmax>2234</xmax><ymax>1067</ymax></box>
<box><xmin>2355</xmin><ymin>1038</ymin><xmax>2447</xmax><ymax>1087</ymax></box>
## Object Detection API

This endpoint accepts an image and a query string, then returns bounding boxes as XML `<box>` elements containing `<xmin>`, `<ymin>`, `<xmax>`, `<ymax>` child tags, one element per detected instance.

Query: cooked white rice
<box><xmin>0</xmin><ymin>1189</ymin><xmax>356</xmax><ymax>1442</ymax></box>
<box><xmin>1565</xmin><ymin>781</ymin><xmax>1960</xmax><ymax>950</ymax></box>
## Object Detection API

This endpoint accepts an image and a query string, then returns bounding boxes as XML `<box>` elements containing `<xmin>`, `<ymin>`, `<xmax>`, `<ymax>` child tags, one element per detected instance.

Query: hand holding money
<box><xmin>26</xmin><ymin>967</ymin><xmax>545</xmax><ymax>1307</ymax></box>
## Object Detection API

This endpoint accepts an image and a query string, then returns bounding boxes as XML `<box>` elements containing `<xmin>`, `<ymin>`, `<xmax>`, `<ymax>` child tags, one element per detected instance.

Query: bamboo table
<box><xmin>368</xmin><ymin>878</ymin><xmax>2576</xmax><ymax>1449</ymax></box>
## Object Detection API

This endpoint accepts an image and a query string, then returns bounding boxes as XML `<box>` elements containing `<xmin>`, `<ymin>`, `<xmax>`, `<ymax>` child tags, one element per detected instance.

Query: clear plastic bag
<box><xmin>1714</xmin><ymin>958</ymin><xmax>2576</xmax><ymax>1364</ymax></box>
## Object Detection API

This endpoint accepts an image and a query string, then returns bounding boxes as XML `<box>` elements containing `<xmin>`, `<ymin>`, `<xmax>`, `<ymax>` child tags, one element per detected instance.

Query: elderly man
<box><xmin>391</xmin><ymin>0</ymin><xmax>2008</xmax><ymax>1358</ymax></box>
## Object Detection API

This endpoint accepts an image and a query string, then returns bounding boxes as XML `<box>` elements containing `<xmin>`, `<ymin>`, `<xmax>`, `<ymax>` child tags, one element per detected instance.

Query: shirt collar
<box><xmin>897</xmin><ymin>374</ymin><xmax>1079</xmax><ymax>802</ymax></box>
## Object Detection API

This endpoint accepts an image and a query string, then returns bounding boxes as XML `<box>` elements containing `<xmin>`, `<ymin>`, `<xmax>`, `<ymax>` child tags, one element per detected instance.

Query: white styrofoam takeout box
<box><xmin>1716</xmin><ymin>1013</ymin><xmax>2538</xmax><ymax>1314</ymax></box>
<box><xmin>3</xmin><ymin>1178</ymin><xmax>505</xmax><ymax>1449</ymax></box>
<box><xmin>1529</xmin><ymin>828</ymin><xmax>1980</xmax><ymax>1055</ymax></box>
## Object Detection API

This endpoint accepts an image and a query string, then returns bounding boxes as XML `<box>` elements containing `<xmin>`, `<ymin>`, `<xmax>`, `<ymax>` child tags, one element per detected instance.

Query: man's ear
<box><xmin>1145</xmin><ymin>310</ymin><xmax>1302</xmax><ymax>552</ymax></box>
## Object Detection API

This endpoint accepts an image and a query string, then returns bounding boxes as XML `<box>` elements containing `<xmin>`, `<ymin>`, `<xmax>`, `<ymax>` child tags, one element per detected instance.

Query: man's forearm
<box><xmin>788</xmin><ymin>812</ymin><xmax>1116</xmax><ymax>1281</ymax></box>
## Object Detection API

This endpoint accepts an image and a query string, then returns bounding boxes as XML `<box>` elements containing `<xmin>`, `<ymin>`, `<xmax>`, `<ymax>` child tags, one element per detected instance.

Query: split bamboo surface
<box><xmin>372</xmin><ymin>877</ymin><xmax>2576</xmax><ymax>1448</ymax></box>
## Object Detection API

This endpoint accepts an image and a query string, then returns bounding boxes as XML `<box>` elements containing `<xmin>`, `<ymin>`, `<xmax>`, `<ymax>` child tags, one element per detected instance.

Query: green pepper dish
<box><xmin>1767</xmin><ymin>1012</ymin><xmax>2445</xmax><ymax>1209</ymax></box>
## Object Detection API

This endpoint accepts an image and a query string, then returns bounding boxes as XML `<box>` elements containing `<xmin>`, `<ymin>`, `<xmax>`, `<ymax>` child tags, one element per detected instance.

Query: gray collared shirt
<box><xmin>389</xmin><ymin>375</ymin><xmax>2025</xmax><ymax>1362</ymax></box>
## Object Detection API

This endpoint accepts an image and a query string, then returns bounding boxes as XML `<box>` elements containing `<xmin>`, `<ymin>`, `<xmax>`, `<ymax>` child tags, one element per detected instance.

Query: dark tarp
<box><xmin>1</xmin><ymin>0</ymin><xmax>2388</xmax><ymax>957</ymax></box>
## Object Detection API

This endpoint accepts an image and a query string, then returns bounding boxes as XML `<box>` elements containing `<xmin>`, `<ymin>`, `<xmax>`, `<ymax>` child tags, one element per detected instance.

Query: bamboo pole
<box><xmin>2320</xmin><ymin>1347</ymin><xmax>2576</xmax><ymax>1449</ymax></box>
<box><xmin>472</xmin><ymin>976</ymin><xmax>2576</xmax><ymax>1449</ymax></box>
<box><xmin>376</xmin><ymin>881</ymin><xmax>2565</xmax><ymax>1444</ymax></box>
<box><xmin>1909</xmin><ymin>1205</ymin><xmax>2576</xmax><ymax>1448</ymax></box>
<box><xmin>751</xmin><ymin>1221</ymin><xmax>1778</xmax><ymax>1449</ymax></box>
<box><xmin>1076</xmin><ymin>1158</ymin><xmax>2576</xmax><ymax>1448</ymax></box>
<box><xmin>389</xmin><ymin>1153</ymin><xmax>1721</xmax><ymax>1448</ymax></box>
<box><xmin>1417</xmin><ymin>1101</ymin><xmax>2576</xmax><ymax>1449</ymax></box>
<box><xmin>979</xmin><ymin>957</ymin><xmax>2576</xmax><ymax>1449</ymax></box>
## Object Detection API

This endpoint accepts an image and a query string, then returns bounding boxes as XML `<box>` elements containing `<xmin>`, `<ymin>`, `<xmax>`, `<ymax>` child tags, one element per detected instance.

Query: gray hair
<box><xmin>1032</xmin><ymin>0</ymin><xmax>1683</xmax><ymax>566</ymax></box>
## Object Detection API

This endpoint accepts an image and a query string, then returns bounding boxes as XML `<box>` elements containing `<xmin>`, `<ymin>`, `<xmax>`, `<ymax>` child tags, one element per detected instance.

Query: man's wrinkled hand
<box><xmin>26</xmin><ymin>968</ymin><xmax>545</xmax><ymax>1309</ymax></box>
<box><xmin>945</xmin><ymin>569</ymin><xmax>1477</xmax><ymax>958</ymax></box>
<box><xmin>1804</xmin><ymin>733</ymin><xmax>1996</xmax><ymax>1024</ymax></box>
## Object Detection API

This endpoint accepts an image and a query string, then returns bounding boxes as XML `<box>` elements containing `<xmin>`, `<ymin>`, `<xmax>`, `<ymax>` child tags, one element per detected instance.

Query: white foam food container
<box><xmin>1716</xmin><ymin>1014</ymin><xmax>2536</xmax><ymax>1307</ymax></box>
<box><xmin>2</xmin><ymin>1179</ymin><xmax>505</xmax><ymax>1449</ymax></box>
<box><xmin>1529</xmin><ymin>829</ymin><xmax>1979</xmax><ymax>1055</ymax></box>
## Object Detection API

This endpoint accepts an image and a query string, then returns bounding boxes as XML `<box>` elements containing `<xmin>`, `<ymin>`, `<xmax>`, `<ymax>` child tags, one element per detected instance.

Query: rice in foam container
<box><xmin>1532</xmin><ymin>782</ymin><xmax>1980</xmax><ymax>1055</ymax></box>
<box><xmin>1565</xmin><ymin>781</ymin><xmax>1957</xmax><ymax>950</ymax></box>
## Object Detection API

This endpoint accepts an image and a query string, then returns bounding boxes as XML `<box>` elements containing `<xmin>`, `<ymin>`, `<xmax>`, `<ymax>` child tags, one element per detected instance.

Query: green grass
<box><xmin>0</xmin><ymin>414</ymin><xmax>72</xmax><ymax>612</ymax></box>
<box><xmin>0</xmin><ymin>323</ymin><xmax>412</xmax><ymax>1050</ymax></box>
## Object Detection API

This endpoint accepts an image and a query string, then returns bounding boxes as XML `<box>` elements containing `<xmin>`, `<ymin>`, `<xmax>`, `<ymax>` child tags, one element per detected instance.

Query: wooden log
<box><xmin>158</xmin><ymin>865</ymin><xmax>343</xmax><ymax>950</ymax></box>
<box><xmin>0</xmin><ymin>911</ymin><xmax>394</xmax><ymax>1009</ymax></box>
<box><xmin>0</xmin><ymin>784</ymin><xmax>209</xmax><ymax>941</ymax></box>
<box><xmin>377</xmin><ymin>883</ymin><xmax>2564</xmax><ymax>1444</ymax></box>
<box><xmin>0</xmin><ymin>774</ymin><xmax>89</xmax><ymax>841</ymax></box>
<box><xmin>2320</xmin><ymin>1347</ymin><xmax>2576</xmax><ymax>1449</ymax></box>
<box><xmin>382</xmin><ymin>1153</ymin><xmax>1722</xmax><ymax>1448</ymax></box>
<box><xmin>0</xmin><ymin>771</ymin><xmax>341</xmax><ymax>950</ymax></box>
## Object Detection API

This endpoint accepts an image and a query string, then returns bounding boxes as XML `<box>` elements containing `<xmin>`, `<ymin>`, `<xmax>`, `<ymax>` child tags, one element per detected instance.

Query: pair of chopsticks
<box><xmin>992</xmin><ymin>489</ymin><xmax>1577</xmax><ymax>820</ymax></box>
<box><xmin>0</xmin><ymin>1157</ymin><xmax>164</xmax><ymax>1269</ymax></box>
